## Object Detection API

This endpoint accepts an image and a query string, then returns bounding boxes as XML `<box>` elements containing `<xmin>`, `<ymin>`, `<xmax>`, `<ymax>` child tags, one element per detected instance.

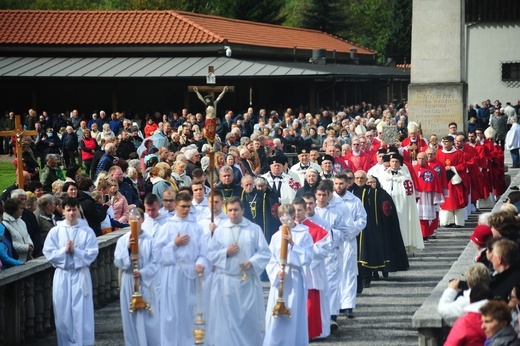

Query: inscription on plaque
<box><xmin>408</xmin><ymin>84</ymin><xmax>464</xmax><ymax>137</ymax></box>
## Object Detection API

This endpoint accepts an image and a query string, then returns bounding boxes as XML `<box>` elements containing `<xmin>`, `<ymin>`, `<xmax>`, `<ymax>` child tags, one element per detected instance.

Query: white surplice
<box><xmin>153</xmin><ymin>215</ymin><xmax>208</xmax><ymax>346</ymax></box>
<box><xmin>206</xmin><ymin>218</ymin><xmax>270</xmax><ymax>346</ymax></box>
<box><xmin>114</xmin><ymin>230</ymin><xmax>160</xmax><ymax>346</ymax></box>
<box><xmin>263</xmin><ymin>224</ymin><xmax>314</xmax><ymax>346</ymax></box>
<box><xmin>43</xmin><ymin>219</ymin><xmax>98</xmax><ymax>346</ymax></box>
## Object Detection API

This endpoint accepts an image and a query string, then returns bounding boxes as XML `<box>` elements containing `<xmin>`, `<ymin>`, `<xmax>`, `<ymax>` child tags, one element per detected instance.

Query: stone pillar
<box><xmin>91</xmin><ymin>257</ymin><xmax>99</xmax><ymax>309</ymax></box>
<box><xmin>408</xmin><ymin>0</ymin><xmax>466</xmax><ymax>138</ymax></box>
<box><xmin>24</xmin><ymin>277</ymin><xmax>35</xmax><ymax>342</ymax></box>
<box><xmin>34</xmin><ymin>275</ymin><xmax>44</xmax><ymax>338</ymax></box>
<box><xmin>43</xmin><ymin>271</ymin><xmax>53</xmax><ymax>333</ymax></box>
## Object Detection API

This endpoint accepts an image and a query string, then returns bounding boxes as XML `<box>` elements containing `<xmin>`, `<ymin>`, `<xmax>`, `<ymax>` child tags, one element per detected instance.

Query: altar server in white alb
<box><xmin>153</xmin><ymin>191</ymin><xmax>208</xmax><ymax>346</ymax></box>
<box><xmin>198</xmin><ymin>191</ymin><xmax>229</xmax><ymax>343</ymax></box>
<box><xmin>43</xmin><ymin>197</ymin><xmax>98</xmax><ymax>346</ymax></box>
<box><xmin>114</xmin><ymin>208</ymin><xmax>160</xmax><ymax>346</ymax></box>
<box><xmin>333</xmin><ymin>173</ymin><xmax>366</xmax><ymax>318</ymax></box>
<box><xmin>206</xmin><ymin>196</ymin><xmax>270</xmax><ymax>346</ymax></box>
<box><xmin>263</xmin><ymin>204</ymin><xmax>314</xmax><ymax>346</ymax></box>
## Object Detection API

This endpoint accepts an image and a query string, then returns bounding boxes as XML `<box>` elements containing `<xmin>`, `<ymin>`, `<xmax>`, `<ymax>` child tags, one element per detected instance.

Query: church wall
<box><xmin>466</xmin><ymin>22</ymin><xmax>520</xmax><ymax>104</ymax></box>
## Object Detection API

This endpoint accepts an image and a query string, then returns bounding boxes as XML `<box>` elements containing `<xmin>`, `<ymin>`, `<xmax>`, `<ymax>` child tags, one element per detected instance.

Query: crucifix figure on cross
<box><xmin>189</xmin><ymin>85</ymin><xmax>234</xmax><ymax>144</ymax></box>
<box><xmin>0</xmin><ymin>114</ymin><xmax>38</xmax><ymax>189</ymax></box>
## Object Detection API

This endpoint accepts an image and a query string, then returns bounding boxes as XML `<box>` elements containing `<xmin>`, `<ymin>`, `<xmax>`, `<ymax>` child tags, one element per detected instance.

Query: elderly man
<box><xmin>108</xmin><ymin>165</ymin><xmax>140</xmax><ymax>207</ymax></box>
<box><xmin>343</xmin><ymin>138</ymin><xmax>371</xmax><ymax>172</ymax></box>
<box><xmin>237</xmin><ymin>175</ymin><xmax>280</xmax><ymax>244</ymax></box>
<box><xmin>290</xmin><ymin>149</ymin><xmax>321</xmax><ymax>185</ymax></box>
<box><xmin>184</xmin><ymin>149</ymin><xmax>201</xmax><ymax>177</ymax></box>
<box><xmin>94</xmin><ymin>142</ymin><xmax>116</xmax><ymax>180</ymax></box>
<box><xmin>61</xmin><ymin>125</ymin><xmax>78</xmax><ymax>169</ymax></box>
<box><xmin>262</xmin><ymin>155</ymin><xmax>300</xmax><ymax>204</ymax></box>
<box><xmin>380</xmin><ymin>153</ymin><xmax>424</xmax><ymax>253</ymax></box>
<box><xmin>318</xmin><ymin>154</ymin><xmax>336</xmax><ymax>180</ymax></box>
<box><xmin>40</xmin><ymin>154</ymin><xmax>65</xmax><ymax>193</ymax></box>
<box><xmin>489</xmin><ymin>238</ymin><xmax>520</xmax><ymax>301</ymax></box>
<box><xmin>436</xmin><ymin>136</ymin><xmax>468</xmax><ymax>227</ymax></box>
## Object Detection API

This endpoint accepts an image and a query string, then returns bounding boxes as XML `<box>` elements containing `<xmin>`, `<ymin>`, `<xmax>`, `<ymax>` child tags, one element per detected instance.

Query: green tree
<box><xmin>300</xmin><ymin>0</ymin><xmax>345</xmax><ymax>34</ymax></box>
<box><xmin>384</xmin><ymin>0</ymin><xmax>412</xmax><ymax>64</ymax></box>
<box><xmin>342</xmin><ymin>0</ymin><xmax>391</xmax><ymax>64</ymax></box>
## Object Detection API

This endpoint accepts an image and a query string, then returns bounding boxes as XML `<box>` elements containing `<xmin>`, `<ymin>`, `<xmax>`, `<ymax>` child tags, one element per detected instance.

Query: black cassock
<box><xmin>355</xmin><ymin>182</ymin><xmax>409</xmax><ymax>272</ymax></box>
<box><xmin>238</xmin><ymin>188</ymin><xmax>281</xmax><ymax>245</ymax></box>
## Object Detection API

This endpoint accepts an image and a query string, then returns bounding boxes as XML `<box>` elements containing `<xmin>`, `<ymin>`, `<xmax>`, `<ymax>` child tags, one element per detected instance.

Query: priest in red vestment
<box><xmin>435</xmin><ymin>136</ymin><xmax>468</xmax><ymax>227</ymax></box>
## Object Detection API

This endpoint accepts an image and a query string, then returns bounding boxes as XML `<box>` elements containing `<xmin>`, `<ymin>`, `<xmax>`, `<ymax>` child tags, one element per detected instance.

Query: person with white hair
<box><xmin>185</xmin><ymin>149</ymin><xmax>201</xmax><ymax>177</ymax></box>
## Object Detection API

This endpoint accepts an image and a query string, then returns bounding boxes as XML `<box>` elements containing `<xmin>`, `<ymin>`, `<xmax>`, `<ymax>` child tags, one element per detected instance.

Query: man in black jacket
<box><xmin>76</xmin><ymin>174</ymin><xmax>106</xmax><ymax>236</ymax></box>
<box><xmin>489</xmin><ymin>238</ymin><xmax>520</xmax><ymax>301</ymax></box>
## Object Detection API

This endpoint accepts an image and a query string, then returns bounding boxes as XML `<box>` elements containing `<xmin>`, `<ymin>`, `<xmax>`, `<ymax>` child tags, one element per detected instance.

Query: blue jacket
<box><xmin>119</xmin><ymin>180</ymin><xmax>140</xmax><ymax>207</ymax></box>
<box><xmin>94</xmin><ymin>153</ymin><xmax>114</xmax><ymax>180</ymax></box>
<box><xmin>0</xmin><ymin>224</ymin><xmax>23</xmax><ymax>268</ymax></box>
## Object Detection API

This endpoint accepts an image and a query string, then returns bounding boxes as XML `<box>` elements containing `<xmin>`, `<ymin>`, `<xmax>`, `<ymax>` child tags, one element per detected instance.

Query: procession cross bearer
<box><xmin>0</xmin><ymin>114</ymin><xmax>37</xmax><ymax>189</ymax></box>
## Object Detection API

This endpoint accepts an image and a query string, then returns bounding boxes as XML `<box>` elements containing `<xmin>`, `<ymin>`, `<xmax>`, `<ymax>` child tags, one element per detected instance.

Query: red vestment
<box><xmin>344</xmin><ymin>152</ymin><xmax>371</xmax><ymax>172</ymax></box>
<box><xmin>302</xmin><ymin>219</ymin><xmax>329</xmax><ymax>340</ymax></box>
<box><xmin>436</xmin><ymin>149</ymin><xmax>468</xmax><ymax>210</ymax></box>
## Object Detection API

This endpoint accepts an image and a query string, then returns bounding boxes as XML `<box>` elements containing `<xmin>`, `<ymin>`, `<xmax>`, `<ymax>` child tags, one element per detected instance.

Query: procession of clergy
<box><xmin>44</xmin><ymin>120</ymin><xmax>507</xmax><ymax>346</ymax></box>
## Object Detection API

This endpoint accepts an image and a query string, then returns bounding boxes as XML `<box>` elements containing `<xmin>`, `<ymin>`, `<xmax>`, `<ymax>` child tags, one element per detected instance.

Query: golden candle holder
<box><xmin>193</xmin><ymin>272</ymin><xmax>206</xmax><ymax>344</ymax></box>
<box><xmin>272</xmin><ymin>221</ymin><xmax>291</xmax><ymax>318</ymax></box>
<box><xmin>128</xmin><ymin>209</ymin><xmax>152</xmax><ymax>314</ymax></box>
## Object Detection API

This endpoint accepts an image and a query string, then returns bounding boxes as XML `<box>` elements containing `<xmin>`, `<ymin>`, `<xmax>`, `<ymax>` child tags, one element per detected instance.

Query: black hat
<box><xmin>298</xmin><ymin>148</ymin><xmax>309</xmax><ymax>155</ymax></box>
<box><xmin>389</xmin><ymin>153</ymin><xmax>403</xmax><ymax>165</ymax></box>
<box><xmin>318</xmin><ymin>154</ymin><xmax>335</xmax><ymax>165</ymax></box>
<box><xmin>377</xmin><ymin>148</ymin><xmax>387</xmax><ymax>155</ymax></box>
<box><xmin>268</xmin><ymin>155</ymin><xmax>287</xmax><ymax>165</ymax></box>
<box><xmin>382</xmin><ymin>154</ymin><xmax>391</xmax><ymax>163</ymax></box>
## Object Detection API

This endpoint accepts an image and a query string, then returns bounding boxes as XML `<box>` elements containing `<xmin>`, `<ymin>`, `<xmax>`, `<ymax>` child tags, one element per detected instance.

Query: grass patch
<box><xmin>0</xmin><ymin>161</ymin><xmax>17</xmax><ymax>192</ymax></box>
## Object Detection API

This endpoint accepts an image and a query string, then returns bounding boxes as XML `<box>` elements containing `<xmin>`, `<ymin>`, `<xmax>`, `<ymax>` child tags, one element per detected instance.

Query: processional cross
<box><xmin>0</xmin><ymin>115</ymin><xmax>37</xmax><ymax>189</ymax></box>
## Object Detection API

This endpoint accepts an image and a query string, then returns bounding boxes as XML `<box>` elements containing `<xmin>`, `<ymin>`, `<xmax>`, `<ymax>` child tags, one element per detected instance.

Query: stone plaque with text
<box><xmin>408</xmin><ymin>83</ymin><xmax>465</xmax><ymax>138</ymax></box>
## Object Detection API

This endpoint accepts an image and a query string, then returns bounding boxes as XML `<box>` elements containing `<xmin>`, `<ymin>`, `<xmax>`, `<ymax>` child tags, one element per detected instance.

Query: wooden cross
<box><xmin>188</xmin><ymin>85</ymin><xmax>235</xmax><ymax>99</ymax></box>
<box><xmin>0</xmin><ymin>114</ymin><xmax>38</xmax><ymax>189</ymax></box>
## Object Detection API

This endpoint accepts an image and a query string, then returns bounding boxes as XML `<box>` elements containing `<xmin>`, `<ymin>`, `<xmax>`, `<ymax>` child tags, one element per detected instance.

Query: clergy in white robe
<box><xmin>206</xmin><ymin>197</ymin><xmax>270</xmax><ymax>346</ymax></box>
<box><xmin>380</xmin><ymin>154</ymin><xmax>424</xmax><ymax>253</ymax></box>
<box><xmin>263</xmin><ymin>204</ymin><xmax>314</xmax><ymax>346</ymax></box>
<box><xmin>43</xmin><ymin>197</ymin><xmax>98</xmax><ymax>346</ymax></box>
<box><xmin>153</xmin><ymin>192</ymin><xmax>208</xmax><ymax>346</ymax></box>
<box><xmin>114</xmin><ymin>208</ymin><xmax>160</xmax><ymax>346</ymax></box>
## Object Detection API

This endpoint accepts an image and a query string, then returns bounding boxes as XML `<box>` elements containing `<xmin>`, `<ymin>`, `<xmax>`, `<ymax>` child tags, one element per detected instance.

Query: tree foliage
<box><xmin>384</xmin><ymin>0</ymin><xmax>412</xmax><ymax>64</ymax></box>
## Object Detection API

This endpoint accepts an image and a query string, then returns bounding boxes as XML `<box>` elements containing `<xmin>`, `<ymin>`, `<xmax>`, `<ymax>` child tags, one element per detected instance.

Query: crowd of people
<box><xmin>0</xmin><ymin>97</ymin><xmax>519</xmax><ymax>345</ymax></box>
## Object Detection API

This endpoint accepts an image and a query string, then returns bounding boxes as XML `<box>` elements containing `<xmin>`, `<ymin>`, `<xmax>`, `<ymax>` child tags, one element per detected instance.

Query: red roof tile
<box><xmin>0</xmin><ymin>10</ymin><xmax>375</xmax><ymax>55</ymax></box>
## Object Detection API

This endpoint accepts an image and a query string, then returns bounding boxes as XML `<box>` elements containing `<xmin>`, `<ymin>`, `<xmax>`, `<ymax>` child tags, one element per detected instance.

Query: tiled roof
<box><xmin>0</xmin><ymin>10</ymin><xmax>375</xmax><ymax>55</ymax></box>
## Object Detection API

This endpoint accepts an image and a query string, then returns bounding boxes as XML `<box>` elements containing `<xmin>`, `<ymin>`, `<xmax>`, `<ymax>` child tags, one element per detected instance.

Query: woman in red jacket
<box><xmin>80</xmin><ymin>129</ymin><xmax>98</xmax><ymax>176</ymax></box>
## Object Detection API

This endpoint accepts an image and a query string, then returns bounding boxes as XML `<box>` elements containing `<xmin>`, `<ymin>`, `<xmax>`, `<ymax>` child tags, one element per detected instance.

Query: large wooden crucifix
<box><xmin>0</xmin><ymin>114</ymin><xmax>37</xmax><ymax>189</ymax></box>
